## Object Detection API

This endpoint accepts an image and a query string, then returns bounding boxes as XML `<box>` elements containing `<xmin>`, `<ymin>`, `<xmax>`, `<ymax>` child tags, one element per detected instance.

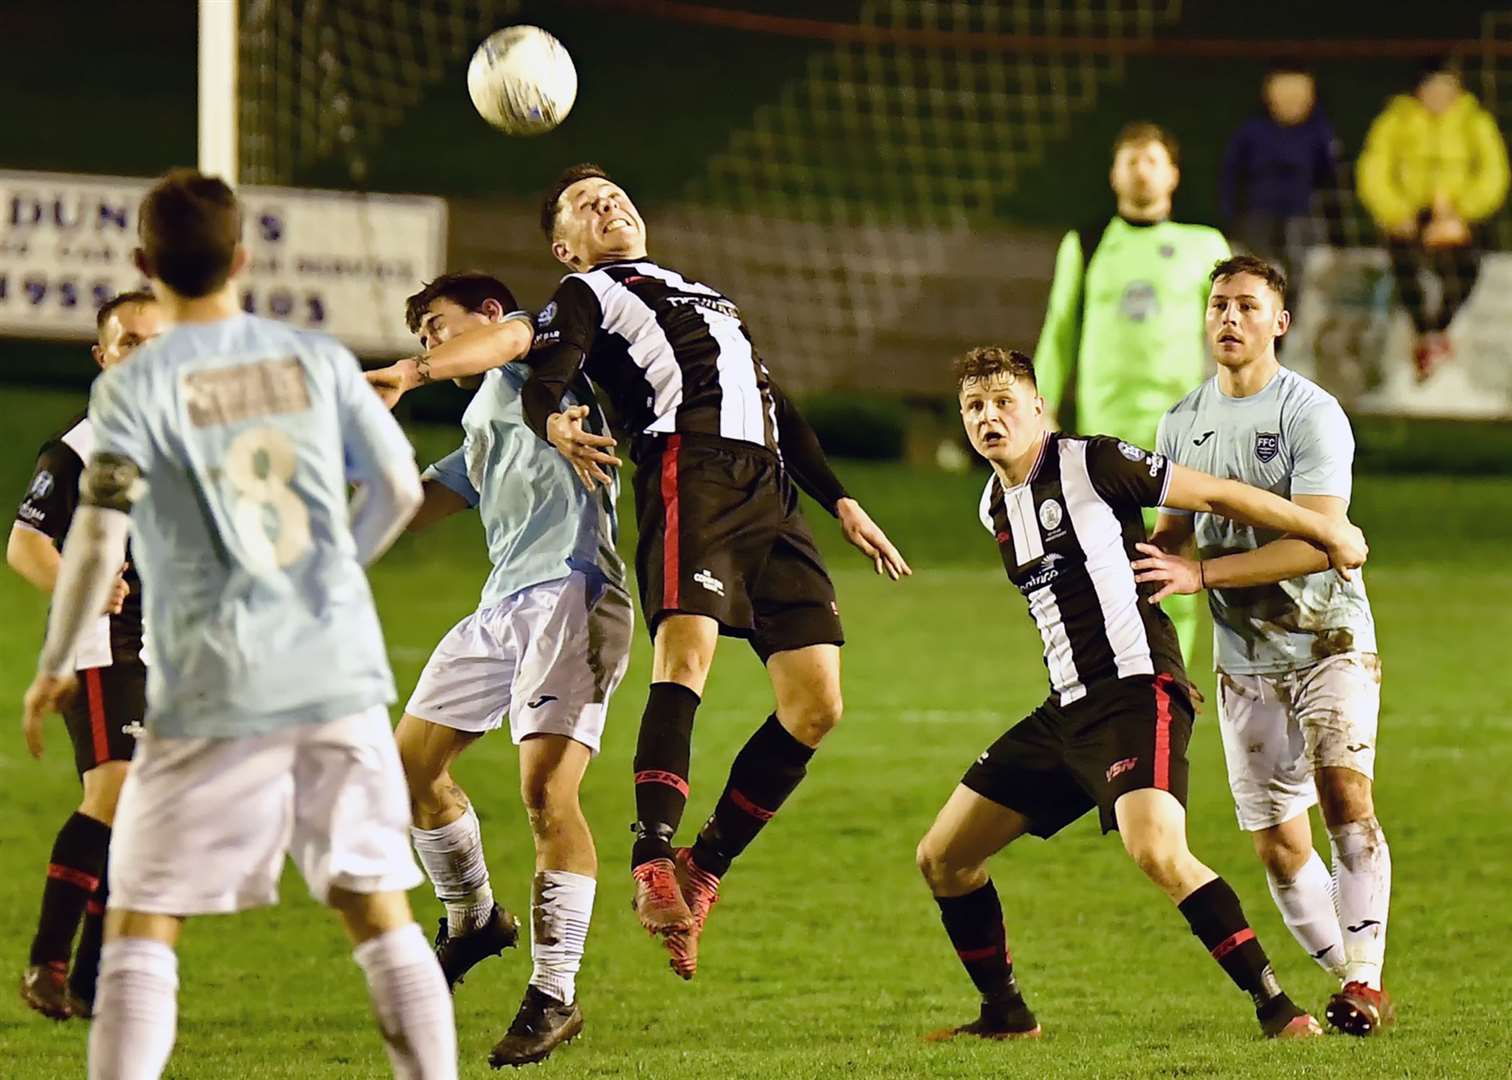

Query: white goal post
<box><xmin>199</xmin><ymin>0</ymin><xmax>239</xmax><ymax>184</ymax></box>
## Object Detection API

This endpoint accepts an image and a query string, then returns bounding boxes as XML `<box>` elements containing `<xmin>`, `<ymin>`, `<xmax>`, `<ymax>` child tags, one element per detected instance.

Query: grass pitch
<box><xmin>1</xmin><ymin>388</ymin><xmax>1509</xmax><ymax>1078</ymax></box>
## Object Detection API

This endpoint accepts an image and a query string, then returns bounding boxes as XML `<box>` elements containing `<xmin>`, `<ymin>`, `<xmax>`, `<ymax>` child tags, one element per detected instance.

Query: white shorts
<box><xmin>405</xmin><ymin>573</ymin><xmax>633</xmax><ymax>755</ymax></box>
<box><xmin>109</xmin><ymin>706</ymin><xmax>422</xmax><ymax>915</ymax></box>
<box><xmin>1217</xmin><ymin>652</ymin><xmax>1382</xmax><ymax>832</ymax></box>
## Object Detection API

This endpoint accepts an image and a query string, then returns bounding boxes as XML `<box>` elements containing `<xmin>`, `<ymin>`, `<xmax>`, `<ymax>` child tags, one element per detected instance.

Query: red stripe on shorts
<box><xmin>1210</xmin><ymin>927</ymin><xmax>1256</xmax><ymax>961</ymax></box>
<box><xmin>84</xmin><ymin>668</ymin><xmax>110</xmax><ymax>766</ymax></box>
<box><xmin>1153</xmin><ymin>673</ymin><xmax>1173</xmax><ymax>791</ymax></box>
<box><xmin>729</xmin><ymin>788</ymin><xmax>775</xmax><ymax>822</ymax></box>
<box><xmin>660</xmin><ymin>435</ymin><xmax>682</xmax><ymax>610</ymax></box>
<box><xmin>48</xmin><ymin>863</ymin><xmax>100</xmax><ymax>892</ymax></box>
<box><xmin>635</xmin><ymin>769</ymin><xmax>690</xmax><ymax>797</ymax></box>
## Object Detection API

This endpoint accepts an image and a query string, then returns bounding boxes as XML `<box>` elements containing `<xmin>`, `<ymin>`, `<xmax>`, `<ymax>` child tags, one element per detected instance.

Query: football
<box><xmin>466</xmin><ymin>25</ymin><xmax>578</xmax><ymax>136</ymax></box>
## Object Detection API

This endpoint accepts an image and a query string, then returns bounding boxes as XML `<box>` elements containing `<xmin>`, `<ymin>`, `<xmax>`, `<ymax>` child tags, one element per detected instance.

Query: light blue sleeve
<box><xmin>1155</xmin><ymin>409</ymin><xmax>1191</xmax><ymax>516</ymax></box>
<box><xmin>332</xmin><ymin>343</ymin><xmax>415</xmax><ymax>485</ymax></box>
<box><xmin>422</xmin><ymin>446</ymin><xmax>480</xmax><ymax>508</ymax></box>
<box><xmin>87</xmin><ymin>366</ymin><xmax>152</xmax><ymax>471</ymax></box>
<box><xmin>1289</xmin><ymin>399</ymin><xmax>1355</xmax><ymax>501</ymax></box>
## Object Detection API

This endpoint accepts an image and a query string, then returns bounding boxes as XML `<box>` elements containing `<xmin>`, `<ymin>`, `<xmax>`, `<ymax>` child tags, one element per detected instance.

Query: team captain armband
<box><xmin>80</xmin><ymin>453</ymin><xmax>146</xmax><ymax>513</ymax></box>
<box><xmin>1084</xmin><ymin>436</ymin><xmax>1171</xmax><ymax>511</ymax></box>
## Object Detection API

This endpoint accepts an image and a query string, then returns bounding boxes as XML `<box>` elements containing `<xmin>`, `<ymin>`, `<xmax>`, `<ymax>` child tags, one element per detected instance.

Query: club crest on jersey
<box><xmin>535</xmin><ymin>302</ymin><xmax>557</xmax><ymax>327</ymax></box>
<box><xmin>1116</xmin><ymin>441</ymin><xmax>1145</xmax><ymax>462</ymax></box>
<box><xmin>1038</xmin><ymin>499</ymin><xmax>1063</xmax><ymax>531</ymax></box>
<box><xmin>28</xmin><ymin>470</ymin><xmax>54</xmax><ymax>499</ymax></box>
<box><xmin>1254</xmin><ymin>432</ymin><xmax>1281</xmax><ymax>463</ymax></box>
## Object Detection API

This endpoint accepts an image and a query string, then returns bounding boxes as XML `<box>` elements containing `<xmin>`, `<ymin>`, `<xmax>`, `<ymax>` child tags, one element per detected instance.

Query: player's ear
<box><xmin>228</xmin><ymin>245</ymin><xmax>250</xmax><ymax>279</ymax></box>
<box><xmin>91</xmin><ymin>343</ymin><xmax>105</xmax><ymax>369</ymax></box>
<box><xmin>551</xmin><ymin>239</ymin><xmax>575</xmax><ymax>268</ymax></box>
<box><xmin>479</xmin><ymin>297</ymin><xmax>505</xmax><ymax>322</ymax></box>
<box><xmin>1276</xmin><ymin>307</ymin><xmax>1291</xmax><ymax>337</ymax></box>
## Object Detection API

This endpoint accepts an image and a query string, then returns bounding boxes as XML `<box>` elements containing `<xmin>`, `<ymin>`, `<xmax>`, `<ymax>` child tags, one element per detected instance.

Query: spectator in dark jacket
<box><xmin>1221</xmin><ymin>66</ymin><xmax>1340</xmax><ymax>280</ymax></box>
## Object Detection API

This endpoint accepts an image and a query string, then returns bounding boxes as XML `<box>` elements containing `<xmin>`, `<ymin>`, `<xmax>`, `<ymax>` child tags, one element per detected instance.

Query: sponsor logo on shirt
<box><xmin>28</xmin><ymin>470</ymin><xmax>54</xmax><ymax>499</ymax></box>
<box><xmin>1254</xmin><ymin>432</ymin><xmax>1281</xmax><ymax>463</ymax></box>
<box><xmin>535</xmin><ymin>302</ymin><xmax>557</xmax><ymax>328</ymax></box>
<box><xmin>17</xmin><ymin>503</ymin><xmax>45</xmax><ymax>524</ymax></box>
<box><xmin>693</xmin><ymin>568</ymin><xmax>725</xmax><ymax>597</ymax></box>
<box><xmin>532</xmin><ymin>329</ymin><xmax>561</xmax><ymax>349</ymax></box>
<box><xmin>1022</xmin><ymin>553</ymin><xmax>1065</xmax><ymax>592</ymax></box>
<box><xmin>1147</xmin><ymin>453</ymin><xmax>1166</xmax><ymax>478</ymax></box>
<box><xmin>1119</xmin><ymin>281</ymin><xmax>1159</xmax><ymax>322</ymax></box>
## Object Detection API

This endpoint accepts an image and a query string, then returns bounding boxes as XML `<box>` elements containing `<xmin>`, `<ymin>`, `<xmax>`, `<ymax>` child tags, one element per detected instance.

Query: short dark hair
<box><xmin>138</xmin><ymin>169</ymin><xmax>241</xmax><ymax>299</ymax></box>
<box><xmin>953</xmin><ymin>346</ymin><xmax>1038</xmax><ymax>393</ymax></box>
<box><xmin>540</xmin><ymin>162</ymin><xmax>611</xmax><ymax>239</ymax></box>
<box><xmin>1418</xmin><ymin>55</ymin><xmax>1461</xmax><ymax>84</ymax></box>
<box><xmin>1112</xmin><ymin>121</ymin><xmax>1179</xmax><ymax>167</ymax></box>
<box><xmin>1210</xmin><ymin>254</ymin><xmax>1288</xmax><ymax>303</ymax></box>
<box><xmin>403</xmin><ymin>272</ymin><xmax>520</xmax><ymax>333</ymax></box>
<box><xmin>95</xmin><ymin>289</ymin><xmax>156</xmax><ymax>336</ymax></box>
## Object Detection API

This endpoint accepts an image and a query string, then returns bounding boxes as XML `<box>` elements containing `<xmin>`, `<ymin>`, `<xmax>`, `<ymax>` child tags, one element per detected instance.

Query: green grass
<box><xmin>0</xmin><ymin>387</ymin><xmax>1509</xmax><ymax>1078</ymax></box>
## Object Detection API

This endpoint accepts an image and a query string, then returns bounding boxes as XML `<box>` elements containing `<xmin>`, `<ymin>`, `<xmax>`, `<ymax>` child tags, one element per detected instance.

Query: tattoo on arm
<box><xmin>415</xmin><ymin>356</ymin><xmax>434</xmax><ymax>384</ymax></box>
<box><xmin>80</xmin><ymin>453</ymin><xmax>144</xmax><ymax>513</ymax></box>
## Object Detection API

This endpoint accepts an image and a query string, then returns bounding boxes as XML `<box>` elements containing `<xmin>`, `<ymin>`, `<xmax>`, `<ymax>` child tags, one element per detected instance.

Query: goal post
<box><xmin>199</xmin><ymin>0</ymin><xmax>239</xmax><ymax>184</ymax></box>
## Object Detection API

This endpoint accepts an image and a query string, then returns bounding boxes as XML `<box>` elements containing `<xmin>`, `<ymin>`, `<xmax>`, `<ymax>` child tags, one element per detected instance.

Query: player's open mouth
<box><xmin>1218</xmin><ymin>333</ymin><xmax>1242</xmax><ymax>345</ymax></box>
<box><xmin>604</xmin><ymin>218</ymin><xmax>634</xmax><ymax>234</ymax></box>
<box><xmin>981</xmin><ymin>431</ymin><xmax>1005</xmax><ymax>446</ymax></box>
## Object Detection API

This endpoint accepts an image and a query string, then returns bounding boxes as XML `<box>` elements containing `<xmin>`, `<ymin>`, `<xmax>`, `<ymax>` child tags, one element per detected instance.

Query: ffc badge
<box><xmin>1254</xmin><ymin>432</ymin><xmax>1281</xmax><ymax>463</ymax></box>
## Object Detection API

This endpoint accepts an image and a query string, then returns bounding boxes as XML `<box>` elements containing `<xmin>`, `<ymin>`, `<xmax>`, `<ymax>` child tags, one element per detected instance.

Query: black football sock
<box><xmin>29</xmin><ymin>812</ymin><xmax>111</xmax><ymax>967</ymax></box>
<box><xmin>630</xmin><ymin>682</ymin><xmax>701</xmax><ymax>869</ymax></box>
<box><xmin>70</xmin><ymin>843</ymin><xmax>111</xmax><ymax>1001</ymax></box>
<box><xmin>933</xmin><ymin>881</ymin><xmax>1020</xmax><ymax>999</ymax></box>
<box><xmin>690</xmin><ymin>714</ymin><xmax>816</xmax><ymax>878</ymax></box>
<box><xmin>1178</xmin><ymin>877</ymin><xmax>1287</xmax><ymax>1009</ymax></box>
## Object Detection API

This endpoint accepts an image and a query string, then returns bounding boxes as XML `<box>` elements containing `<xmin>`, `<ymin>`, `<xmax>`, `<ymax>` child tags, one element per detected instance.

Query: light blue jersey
<box><xmin>88</xmin><ymin>313</ymin><xmax>413</xmax><ymax>737</ymax></box>
<box><xmin>1158</xmin><ymin>366</ymin><xmax>1376</xmax><ymax>675</ymax></box>
<box><xmin>422</xmin><ymin>358</ymin><xmax>623</xmax><ymax>607</ymax></box>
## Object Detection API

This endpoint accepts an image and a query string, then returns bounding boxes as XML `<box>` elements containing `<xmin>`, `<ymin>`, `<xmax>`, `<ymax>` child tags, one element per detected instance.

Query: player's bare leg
<box><xmin>397</xmin><ymin>715</ymin><xmax>519</xmax><ymax>990</ymax></box>
<box><xmin>671</xmin><ymin>644</ymin><xmax>842</xmax><ymax>978</ymax></box>
<box><xmin>331</xmin><ymin>887</ymin><xmax>459</xmax><ymax>1080</ymax></box>
<box><xmin>915</xmin><ymin>786</ymin><xmax>1041</xmax><ymax>1041</ymax></box>
<box><xmin>1114</xmin><ymin>789</ymin><xmax>1321</xmax><ymax>1038</ymax></box>
<box><xmin>491</xmin><ymin>734</ymin><xmax>595</xmax><ymax>1068</ymax></box>
<box><xmin>21</xmin><ymin>760</ymin><xmax>127</xmax><ymax>1022</ymax></box>
<box><xmin>1251</xmin><ymin>813</ymin><xmax>1348</xmax><ymax>980</ymax></box>
<box><xmin>629</xmin><ymin>615</ymin><xmax>718</xmax><ymax>948</ymax></box>
<box><xmin>87</xmin><ymin>909</ymin><xmax>182</xmax><ymax>1080</ymax></box>
<box><xmin>1316</xmin><ymin>766</ymin><xmax>1393</xmax><ymax>1035</ymax></box>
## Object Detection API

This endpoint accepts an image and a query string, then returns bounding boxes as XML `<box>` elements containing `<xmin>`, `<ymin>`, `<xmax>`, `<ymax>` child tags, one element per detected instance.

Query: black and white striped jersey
<box><xmin>15</xmin><ymin>414</ymin><xmax>145</xmax><ymax>669</ymax></box>
<box><xmin>979</xmin><ymin>432</ymin><xmax>1185</xmax><ymax>705</ymax></box>
<box><xmin>523</xmin><ymin>259</ymin><xmax>779</xmax><ymax>453</ymax></box>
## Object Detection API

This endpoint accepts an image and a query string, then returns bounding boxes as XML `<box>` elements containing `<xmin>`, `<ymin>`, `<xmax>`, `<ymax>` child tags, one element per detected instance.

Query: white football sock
<box><xmin>411</xmin><ymin>805</ymin><xmax>494</xmax><ymax>934</ymax></box>
<box><xmin>1266</xmin><ymin>850</ymin><xmax>1347</xmax><ymax>978</ymax></box>
<box><xmin>353</xmin><ymin>922</ymin><xmax>458</xmax><ymax>1080</ymax></box>
<box><xmin>1329</xmin><ymin>817</ymin><xmax>1391</xmax><ymax>989</ymax></box>
<box><xmin>88</xmin><ymin>938</ymin><xmax>179</xmax><ymax>1080</ymax></box>
<box><xmin>529</xmin><ymin>870</ymin><xmax>596</xmax><ymax>1006</ymax></box>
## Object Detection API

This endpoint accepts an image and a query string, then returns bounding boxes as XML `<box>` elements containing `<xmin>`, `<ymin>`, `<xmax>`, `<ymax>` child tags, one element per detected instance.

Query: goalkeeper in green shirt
<box><xmin>1034</xmin><ymin>122</ymin><xmax>1229</xmax><ymax>663</ymax></box>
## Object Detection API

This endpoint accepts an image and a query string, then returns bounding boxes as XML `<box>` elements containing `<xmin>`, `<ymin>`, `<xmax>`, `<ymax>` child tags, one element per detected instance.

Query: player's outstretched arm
<box><xmin>365</xmin><ymin>317</ymin><xmax>534</xmax><ymax>407</ymax></box>
<box><xmin>771</xmin><ymin>381</ymin><xmax>910</xmax><ymax>579</ymax></box>
<box><xmin>1134</xmin><ymin>495</ymin><xmax>1347</xmax><ymax>601</ymax></box>
<box><xmin>22</xmin><ymin>457</ymin><xmax>137</xmax><ymax>758</ymax></box>
<box><xmin>406</xmin><ymin>448</ymin><xmax>478</xmax><ymax>533</ymax></box>
<box><xmin>1161</xmin><ymin>464</ymin><xmax>1366</xmax><ymax>575</ymax></box>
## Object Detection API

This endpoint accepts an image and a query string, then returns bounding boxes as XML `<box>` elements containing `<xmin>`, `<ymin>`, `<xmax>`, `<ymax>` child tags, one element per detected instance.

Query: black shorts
<box><xmin>962</xmin><ymin>673</ymin><xmax>1194</xmax><ymax>837</ymax></box>
<box><xmin>633</xmin><ymin>433</ymin><xmax>844</xmax><ymax>663</ymax></box>
<box><xmin>61</xmin><ymin>663</ymin><xmax>145</xmax><ymax>778</ymax></box>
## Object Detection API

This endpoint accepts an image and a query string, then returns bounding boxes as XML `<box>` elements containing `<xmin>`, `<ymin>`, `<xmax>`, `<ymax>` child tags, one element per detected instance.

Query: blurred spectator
<box><xmin>1220</xmin><ymin>65</ymin><xmax>1341</xmax><ymax>281</ymax></box>
<box><xmin>1357</xmin><ymin>58</ymin><xmax>1510</xmax><ymax>380</ymax></box>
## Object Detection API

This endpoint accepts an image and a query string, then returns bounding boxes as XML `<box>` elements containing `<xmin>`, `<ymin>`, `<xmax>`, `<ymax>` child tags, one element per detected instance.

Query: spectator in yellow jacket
<box><xmin>1356</xmin><ymin>59</ymin><xmax>1509</xmax><ymax>380</ymax></box>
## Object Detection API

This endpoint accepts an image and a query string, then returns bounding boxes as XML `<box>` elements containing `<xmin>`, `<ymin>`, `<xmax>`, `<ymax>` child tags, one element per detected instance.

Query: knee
<box><xmin>781</xmin><ymin>688</ymin><xmax>844</xmax><ymax>745</ymax></box>
<box><xmin>916</xmin><ymin>833</ymin><xmax>973</xmax><ymax>893</ymax></box>
<box><xmin>519</xmin><ymin>770</ymin><xmax>579</xmax><ymax>833</ymax></box>
<box><xmin>1317</xmin><ymin>772</ymin><xmax>1374</xmax><ymax>827</ymax></box>
<box><xmin>1123</xmin><ymin>834</ymin><xmax>1187</xmax><ymax>888</ymax></box>
<box><xmin>79</xmin><ymin>762</ymin><xmax>129</xmax><ymax>825</ymax></box>
<box><xmin>1254</xmin><ymin>836</ymin><xmax>1311</xmax><ymax>882</ymax></box>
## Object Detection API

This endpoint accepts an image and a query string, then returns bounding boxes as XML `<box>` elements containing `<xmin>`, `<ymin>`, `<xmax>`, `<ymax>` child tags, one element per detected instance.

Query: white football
<box><xmin>467</xmin><ymin>26</ymin><xmax>578</xmax><ymax>136</ymax></box>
